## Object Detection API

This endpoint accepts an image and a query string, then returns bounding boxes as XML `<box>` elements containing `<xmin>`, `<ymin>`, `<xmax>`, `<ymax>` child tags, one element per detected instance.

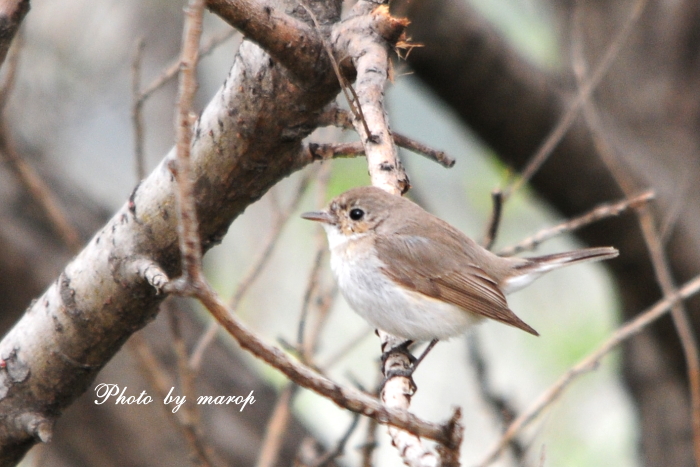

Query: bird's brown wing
<box><xmin>376</xmin><ymin>234</ymin><xmax>538</xmax><ymax>336</ymax></box>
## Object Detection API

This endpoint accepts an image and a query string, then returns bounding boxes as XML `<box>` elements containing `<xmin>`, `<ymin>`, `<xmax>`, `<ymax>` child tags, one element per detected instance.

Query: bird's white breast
<box><xmin>326</xmin><ymin>229</ymin><xmax>480</xmax><ymax>341</ymax></box>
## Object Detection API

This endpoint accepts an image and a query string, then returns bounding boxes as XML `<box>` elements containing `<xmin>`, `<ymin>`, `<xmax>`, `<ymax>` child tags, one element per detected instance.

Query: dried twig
<box><xmin>502</xmin><ymin>0</ymin><xmax>648</xmax><ymax>200</ymax></box>
<box><xmin>571</xmin><ymin>13</ymin><xmax>700</xmax><ymax>465</ymax></box>
<box><xmin>310</xmin><ymin>413</ymin><xmax>361</xmax><ymax>467</ymax></box>
<box><xmin>0</xmin><ymin>36</ymin><xmax>82</xmax><ymax>252</ymax></box>
<box><xmin>256</xmin><ymin>164</ymin><xmax>336</xmax><ymax>467</ymax></box>
<box><xmin>255</xmin><ymin>384</ymin><xmax>299</xmax><ymax>467</ymax></box>
<box><xmin>167</xmin><ymin>305</ymin><xmax>221</xmax><ymax>467</ymax></box>
<box><xmin>129</xmin><ymin>327</ymin><xmax>220</xmax><ymax>467</ymax></box>
<box><xmin>188</xmin><ymin>170</ymin><xmax>315</xmax><ymax>371</ymax></box>
<box><xmin>166</xmin><ymin>0</ymin><xmax>206</xmax><ymax>290</ymax></box>
<box><xmin>393</xmin><ymin>133</ymin><xmax>455</xmax><ymax>168</ymax></box>
<box><xmin>194</xmin><ymin>284</ymin><xmax>452</xmax><ymax>444</ymax></box>
<box><xmin>131</xmin><ymin>38</ymin><xmax>147</xmax><ymax>180</ymax></box>
<box><xmin>138</xmin><ymin>29</ymin><xmax>237</xmax><ymax>104</ymax></box>
<box><xmin>479</xmin><ymin>274</ymin><xmax>700</xmax><ymax>466</ymax></box>
<box><xmin>481</xmin><ymin>189</ymin><xmax>503</xmax><ymax>250</ymax></box>
<box><xmin>498</xmin><ymin>190</ymin><xmax>654</xmax><ymax>257</ymax></box>
<box><xmin>467</xmin><ymin>334</ymin><xmax>523</xmax><ymax>460</ymax></box>
<box><xmin>206</xmin><ymin>0</ymin><xmax>321</xmax><ymax>82</ymax></box>
<box><xmin>320</xmin><ymin>106</ymin><xmax>455</xmax><ymax>168</ymax></box>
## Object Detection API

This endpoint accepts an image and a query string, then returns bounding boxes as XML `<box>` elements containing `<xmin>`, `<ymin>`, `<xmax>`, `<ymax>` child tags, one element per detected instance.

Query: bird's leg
<box><xmin>381</xmin><ymin>339</ymin><xmax>439</xmax><ymax>381</ymax></box>
<box><xmin>380</xmin><ymin>339</ymin><xmax>416</xmax><ymax>367</ymax></box>
<box><xmin>413</xmin><ymin>338</ymin><xmax>439</xmax><ymax>370</ymax></box>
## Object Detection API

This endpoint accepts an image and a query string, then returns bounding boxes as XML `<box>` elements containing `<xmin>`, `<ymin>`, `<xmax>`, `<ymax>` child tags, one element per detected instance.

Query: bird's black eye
<box><xmin>349</xmin><ymin>208</ymin><xmax>364</xmax><ymax>221</ymax></box>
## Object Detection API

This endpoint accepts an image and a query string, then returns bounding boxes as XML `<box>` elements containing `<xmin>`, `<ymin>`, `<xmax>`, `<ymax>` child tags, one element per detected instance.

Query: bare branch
<box><xmin>189</xmin><ymin>170</ymin><xmax>315</xmax><ymax>371</ymax></box>
<box><xmin>571</xmin><ymin>17</ymin><xmax>700</xmax><ymax>465</ymax></box>
<box><xmin>167</xmin><ymin>0</ymin><xmax>206</xmax><ymax>290</ymax></box>
<box><xmin>0</xmin><ymin>0</ymin><xmax>346</xmax><ymax>460</ymax></box>
<box><xmin>194</xmin><ymin>284</ymin><xmax>453</xmax><ymax>445</ymax></box>
<box><xmin>319</xmin><ymin>106</ymin><xmax>455</xmax><ymax>167</ymax></box>
<box><xmin>335</xmin><ymin>4</ymin><xmax>410</xmax><ymax>195</ymax></box>
<box><xmin>498</xmin><ymin>191</ymin><xmax>654</xmax><ymax>257</ymax></box>
<box><xmin>206</xmin><ymin>0</ymin><xmax>324</xmax><ymax>83</ymax></box>
<box><xmin>393</xmin><ymin>132</ymin><xmax>455</xmax><ymax>168</ymax></box>
<box><xmin>131</xmin><ymin>38</ymin><xmax>146</xmax><ymax>180</ymax></box>
<box><xmin>502</xmin><ymin>0</ymin><xmax>648</xmax><ymax>200</ymax></box>
<box><xmin>0</xmin><ymin>124</ymin><xmax>82</xmax><ymax>252</ymax></box>
<box><xmin>254</xmin><ymin>384</ymin><xmax>298</xmax><ymax>467</ymax></box>
<box><xmin>138</xmin><ymin>29</ymin><xmax>237</xmax><ymax>104</ymax></box>
<box><xmin>481</xmin><ymin>189</ymin><xmax>503</xmax><ymax>250</ymax></box>
<box><xmin>478</xmin><ymin>274</ymin><xmax>700</xmax><ymax>466</ymax></box>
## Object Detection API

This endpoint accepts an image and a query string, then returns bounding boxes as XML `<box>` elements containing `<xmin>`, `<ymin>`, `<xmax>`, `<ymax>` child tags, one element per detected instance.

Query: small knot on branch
<box><xmin>370</xmin><ymin>5</ymin><xmax>409</xmax><ymax>44</ymax></box>
<box><xmin>436</xmin><ymin>407</ymin><xmax>464</xmax><ymax>466</ymax></box>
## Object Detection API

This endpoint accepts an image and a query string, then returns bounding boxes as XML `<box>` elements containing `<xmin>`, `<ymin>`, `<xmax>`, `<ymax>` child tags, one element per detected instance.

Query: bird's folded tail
<box><xmin>502</xmin><ymin>246</ymin><xmax>619</xmax><ymax>294</ymax></box>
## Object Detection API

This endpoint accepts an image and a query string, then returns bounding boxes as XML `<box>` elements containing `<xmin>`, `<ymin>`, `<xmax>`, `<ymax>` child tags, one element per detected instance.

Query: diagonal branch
<box><xmin>206</xmin><ymin>0</ymin><xmax>325</xmax><ymax>83</ymax></box>
<box><xmin>194</xmin><ymin>283</ymin><xmax>454</xmax><ymax>445</ymax></box>
<box><xmin>479</xmin><ymin>273</ymin><xmax>700</xmax><ymax>466</ymax></box>
<box><xmin>0</xmin><ymin>2</ymin><xmax>346</xmax><ymax>463</ymax></box>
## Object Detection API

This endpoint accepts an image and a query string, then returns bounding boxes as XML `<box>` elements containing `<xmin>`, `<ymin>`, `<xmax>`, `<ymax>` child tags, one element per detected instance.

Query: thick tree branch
<box><xmin>0</xmin><ymin>1</ymin><xmax>437</xmax><ymax>463</ymax></box>
<box><xmin>0</xmin><ymin>5</ymin><xmax>345</xmax><ymax>464</ymax></box>
<box><xmin>206</xmin><ymin>0</ymin><xmax>328</xmax><ymax>83</ymax></box>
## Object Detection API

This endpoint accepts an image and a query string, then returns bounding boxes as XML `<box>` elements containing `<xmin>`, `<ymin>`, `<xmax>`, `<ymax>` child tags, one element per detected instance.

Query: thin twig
<box><xmin>194</xmin><ymin>283</ymin><xmax>452</xmax><ymax>445</ymax></box>
<box><xmin>478</xmin><ymin>274</ymin><xmax>700</xmax><ymax>466</ymax></box>
<box><xmin>497</xmin><ymin>190</ymin><xmax>654</xmax><ymax>257</ymax></box>
<box><xmin>392</xmin><ymin>132</ymin><xmax>455</xmax><ymax>168</ymax></box>
<box><xmin>319</xmin><ymin>327</ymin><xmax>373</xmax><ymax>371</ymax></box>
<box><xmin>167</xmin><ymin>0</ymin><xmax>206</xmax><ymax>289</ymax></box>
<box><xmin>481</xmin><ymin>189</ymin><xmax>503</xmax><ymax>250</ymax></box>
<box><xmin>0</xmin><ymin>31</ymin><xmax>22</xmax><ymax>110</ymax></box>
<box><xmin>131</xmin><ymin>38</ymin><xmax>146</xmax><ymax>180</ymax></box>
<box><xmin>297</xmin><ymin>248</ymin><xmax>326</xmax><ymax>358</ymax></box>
<box><xmin>167</xmin><ymin>304</ymin><xmax>221</xmax><ymax>467</ymax></box>
<box><xmin>467</xmin><ymin>333</ymin><xmax>523</xmax><ymax>460</ymax></box>
<box><xmin>502</xmin><ymin>0</ymin><xmax>648</xmax><ymax>200</ymax></box>
<box><xmin>311</xmin><ymin>413</ymin><xmax>361</xmax><ymax>467</ymax></box>
<box><xmin>188</xmin><ymin>170</ymin><xmax>315</xmax><ymax>371</ymax></box>
<box><xmin>0</xmin><ymin>31</ymin><xmax>82</xmax><ymax>252</ymax></box>
<box><xmin>571</xmin><ymin>14</ymin><xmax>700</xmax><ymax>465</ymax></box>
<box><xmin>299</xmin><ymin>2</ymin><xmax>373</xmax><ymax>140</ymax></box>
<box><xmin>0</xmin><ymin>127</ymin><xmax>82</xmax><ymax>252</ymax></box>
<box><xmin>255</xmin><ymin>384</ymin><xmax>299</xmax><ymax>467</ymax></box>
<box><xmin>320</xmin><ymin>107</ymin><xmax>455</xmax><ymax>168</ymax></box>
<box><xmin>128</xmin><ymin>329</ymin><xmax>219</xmax><ymax>467</ymax></box>
<box><xmin>297</xmin><ymin>162</ymin><xmax>333</xmax><ymax>362</ymax></box>
<box><xmin>138</xmin><ymin>29</ymin><xmax>237</xmax><ymax>104</ymax></box>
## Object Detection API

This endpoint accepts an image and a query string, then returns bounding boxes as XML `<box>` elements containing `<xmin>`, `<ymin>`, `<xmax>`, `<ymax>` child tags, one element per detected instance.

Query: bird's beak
<box><xmin>301</xmin><ymin>210</ymin><xmax>335</xmax><ymax>224</ymax></box>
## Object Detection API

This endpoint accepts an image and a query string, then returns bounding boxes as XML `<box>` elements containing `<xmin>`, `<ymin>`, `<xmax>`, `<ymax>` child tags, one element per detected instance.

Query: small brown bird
<box><xmin>302</xmin><ymin>186</ymin><xmax>618</xmax><ymax>340</ymax></box>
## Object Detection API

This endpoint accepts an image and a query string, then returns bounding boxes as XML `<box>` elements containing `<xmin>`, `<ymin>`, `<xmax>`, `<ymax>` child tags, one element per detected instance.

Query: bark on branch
<box><xmin>0</xmin><ymin>0</ymin><xmax>427</xmax><ymax>463</ymax></box>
